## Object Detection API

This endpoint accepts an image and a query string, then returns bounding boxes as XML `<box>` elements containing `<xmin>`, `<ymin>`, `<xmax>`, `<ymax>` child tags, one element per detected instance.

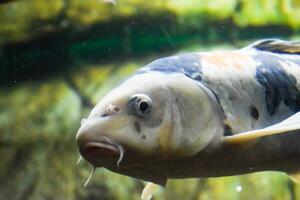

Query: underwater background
<box><xmin>1</xmin><ymin>0</ymin><xmax>300</xmax><ymax>199</ymax></box>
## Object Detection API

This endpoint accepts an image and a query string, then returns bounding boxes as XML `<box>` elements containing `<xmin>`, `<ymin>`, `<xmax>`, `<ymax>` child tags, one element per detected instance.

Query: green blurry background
<box><xmin>1</xmin><ymin>0</ymin><xmax>300</xmax><ymax>199</ymax></box>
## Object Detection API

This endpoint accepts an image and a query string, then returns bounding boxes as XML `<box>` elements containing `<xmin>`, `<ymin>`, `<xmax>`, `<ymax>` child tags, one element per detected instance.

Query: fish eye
<box><xmin>129</xmin><ymin>94</ymin><xmax>152</xmax><ymax>117</ymax></box>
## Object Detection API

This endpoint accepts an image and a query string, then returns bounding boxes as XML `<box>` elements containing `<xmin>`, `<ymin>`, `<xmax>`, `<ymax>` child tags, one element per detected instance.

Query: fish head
<box><xmin>76</xmin><ymin>71</ymin><xmax>224</xmax><ymax>184</ymax></box>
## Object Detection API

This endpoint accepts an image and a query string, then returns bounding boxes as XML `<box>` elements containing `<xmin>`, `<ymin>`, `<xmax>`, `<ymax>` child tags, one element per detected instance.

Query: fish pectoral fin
<box><xmin>141</xmin><ymin>182</ymin><xmax>160</xmax><ymax>200</ymax></box>
<box><xmin>288</xmin><ymin>172</ymin><xmax>300</xmax><ymax>184</ymax></box>
<box><xmin>223</xmin><ymin>112</ymin><xmax>300</xmax><ymax>144</ymax></box>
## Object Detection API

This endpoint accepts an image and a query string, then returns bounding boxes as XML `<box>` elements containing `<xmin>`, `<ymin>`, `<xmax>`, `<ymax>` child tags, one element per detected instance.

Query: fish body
<box><xmin>139</xmin><ymin>40</ymin><xmax>300</xmax><ymax>135</ymax></box>
<box><xmin>76</xmin><ymin>39</ymin><xmax>300</xmax><ymax>188</ymax></box>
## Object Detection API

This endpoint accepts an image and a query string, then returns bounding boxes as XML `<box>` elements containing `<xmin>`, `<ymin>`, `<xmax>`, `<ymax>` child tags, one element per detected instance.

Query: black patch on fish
<box><xmin>250</xmin><ymin>106</ymin><xmax>259</xmax><ymax>120</ymax></box>
<box><xmin>101</xmin><ymin>113</ymin><xmax>109</xmax><ymax>117</ymax></box>
<box><xmin>137</xmin><ymin>54</ymin><xmax>203</xmax><ymax>82</ymax></box>
<box><xmin>255</xmin><ymin>52</ymin><xmax>300</xmax><ymax>115</ymax></box>
<box><xmin>224</xmin><ymin>124</ymin><xmax>233</xmax><ymax>136</ymax></box>
<box><xmin>134</xmin><ymin>121</ymin><xmax>141</xmax><ymax>133</ymax></box>
<box><xmin>133</xmin><ymin>121</ymin><xmax>147</xmax><ymax>139</ymax></box>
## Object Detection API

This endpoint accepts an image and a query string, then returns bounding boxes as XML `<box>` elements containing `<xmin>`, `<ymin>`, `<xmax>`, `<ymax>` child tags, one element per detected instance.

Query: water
<box><xmin>0</xmin><ymin>0</ymin><xmax>299</xmax><ymax>200</ymax></box>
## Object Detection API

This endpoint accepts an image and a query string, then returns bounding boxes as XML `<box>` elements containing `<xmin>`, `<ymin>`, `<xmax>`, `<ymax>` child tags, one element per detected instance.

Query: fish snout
<box><xmin>76</xmin><ymin>118</ymin><xmax>98</xmax><ymax>148</ymax></box>
<box><xmin>76</xmin><ymin>119</ymin><xmax>123</xmax><ymax>167</ymax></box>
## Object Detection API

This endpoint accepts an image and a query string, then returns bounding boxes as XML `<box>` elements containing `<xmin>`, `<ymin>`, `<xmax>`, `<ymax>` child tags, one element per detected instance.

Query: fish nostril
<box><xmin>106</xmin><ymin>104</ymin><xmax>120</xmax><ymax>114</ymax></box>
<box><xmin>113</xmin><ymin>106</ymin><xmax>120</xmax><ymax>112</ymax></box>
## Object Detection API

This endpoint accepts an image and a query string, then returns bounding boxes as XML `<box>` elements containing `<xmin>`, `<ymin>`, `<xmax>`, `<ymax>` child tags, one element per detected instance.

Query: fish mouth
<box><xmin>79</xmin><ymin>138</ymin><xmax>125</xmax><ymax>167</ymax></box>
<box><xmin>84</xmin><ymin>141</ymin><xmax>119</xmax><ymax>156</ymax></box>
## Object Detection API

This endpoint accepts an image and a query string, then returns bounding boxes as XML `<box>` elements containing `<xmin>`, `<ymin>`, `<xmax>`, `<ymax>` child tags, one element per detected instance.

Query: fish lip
<box><xmin>84</xmin><ymin>141</ymin><xmax>119</xmax><ymax>154</ymax></box>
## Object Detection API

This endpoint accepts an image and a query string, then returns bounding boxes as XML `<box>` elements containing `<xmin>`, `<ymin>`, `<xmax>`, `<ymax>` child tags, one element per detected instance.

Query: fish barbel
<box><xmin>76</xmin><ymin>39</ymin><xmax>300</xmax><ymax>198</ymax></box>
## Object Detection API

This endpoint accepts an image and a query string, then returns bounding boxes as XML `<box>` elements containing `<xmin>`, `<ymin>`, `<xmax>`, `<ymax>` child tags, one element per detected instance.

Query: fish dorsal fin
<box><xmin>248</xmin><ymin>39</ymin><xmax>300</xmax><ymax>55</ymax></box>
<box><xmin>223</xmin><ymin>112</ymin><xmax>300</xmax><ymax>144</ymax></box>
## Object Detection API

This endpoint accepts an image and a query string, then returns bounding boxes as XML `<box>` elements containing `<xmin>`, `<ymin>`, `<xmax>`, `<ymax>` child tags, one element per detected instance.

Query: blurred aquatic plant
<box><xmin>234</xmin><ymin>0</ymin><xmax>285</xmax><ymax>26</ymax></box>
<box><xmin>0</xmin><ymin>80</ymin><xmax>82</xmax><ymax>199</ymax></box>
<box><xmin>0</xmin><ymin>0</ymin><xmax>300</xmax><ymax>45</ymax></box>
<box><xmin>2</xmin><ymin>0</ymin><xmax>300</xmax><ymax>87</ymax></box>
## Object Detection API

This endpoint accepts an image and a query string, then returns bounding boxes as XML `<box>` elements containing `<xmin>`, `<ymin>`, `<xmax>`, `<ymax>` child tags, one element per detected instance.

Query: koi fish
<box><xmin>76</xmin><ymin>39</ymin><xmax>300</xmax><ymax>199</ymax></box>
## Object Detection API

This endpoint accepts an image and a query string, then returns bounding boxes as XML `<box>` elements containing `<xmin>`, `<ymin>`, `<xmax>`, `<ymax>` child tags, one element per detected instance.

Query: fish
<box><xmin>76</xmin><ymin>39</ymin><xmax>300</xmax><ymax>199</ymax></box>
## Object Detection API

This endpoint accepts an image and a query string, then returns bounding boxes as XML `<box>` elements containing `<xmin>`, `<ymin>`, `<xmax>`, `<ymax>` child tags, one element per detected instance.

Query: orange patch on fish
<box><xmin>202</xmin><ymin>51</ymin><xmax>254</xmax><ymax>70</ymax></box>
